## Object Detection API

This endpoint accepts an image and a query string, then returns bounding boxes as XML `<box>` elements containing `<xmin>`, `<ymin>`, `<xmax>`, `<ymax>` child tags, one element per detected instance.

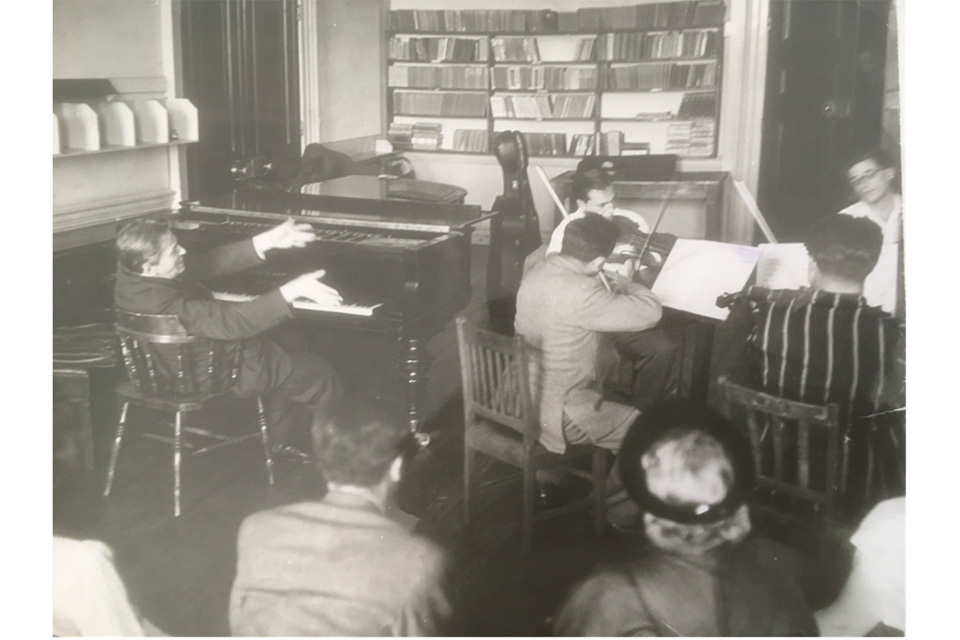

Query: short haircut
<box><xmin>847</xmin><ymin>147</ymin><xmax>895</xmax><ymax>171</ymax></box>
<box><xmin>804</xmin><ymin>215</ymin><xmax>883</xmax><ymax>283</ymax></box>
<box><xmin>571</xmin><ymin>166</ymin><xmax>613</xmax><ymax>204</ymax></box>
<box><xmin>560</xmin><ymin>213</ymin><xmax>619</xmax><ymax>263</ymax></box>
<box><xmin>311</xmin><ymin>396</ymin><xmax>411</xmax><ymax>487</ymax></box>
<box><xmin>116</xmin><ymin>218</ymin><xmax>172</xmax><ymax>274</ymax></box>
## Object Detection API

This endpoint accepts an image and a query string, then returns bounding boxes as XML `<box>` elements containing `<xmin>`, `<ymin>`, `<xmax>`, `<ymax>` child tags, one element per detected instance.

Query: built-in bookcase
<box><xmin>386</xmin><ymin>2</ymin><xmax>724</xmax><ymax>158</ymax></box>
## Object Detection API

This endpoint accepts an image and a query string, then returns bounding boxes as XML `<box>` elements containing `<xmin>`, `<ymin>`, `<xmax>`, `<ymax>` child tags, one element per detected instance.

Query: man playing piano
<box><xmin>114</xmin><ymin>217</ymin><xmax>344</xmax><ymax>459</ymax></box>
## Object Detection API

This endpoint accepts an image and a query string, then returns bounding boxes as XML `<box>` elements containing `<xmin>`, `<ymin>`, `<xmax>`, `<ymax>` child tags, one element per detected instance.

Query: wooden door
<box><xmin>758</xmin><ymin>0</ymin><xmax>891</xmax><ymax>241</ymax></box>
<box><xmin>180</xmin><ymin>0</ymin><xmax>301</xmax><ymax>198</ymax></box>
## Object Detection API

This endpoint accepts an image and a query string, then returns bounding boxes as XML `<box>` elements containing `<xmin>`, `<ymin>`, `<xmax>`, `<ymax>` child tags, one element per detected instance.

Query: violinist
<box><xmin>537</xmin><ymin>163</ymin><xmax>680</xmax><ymax>411</ymax></box>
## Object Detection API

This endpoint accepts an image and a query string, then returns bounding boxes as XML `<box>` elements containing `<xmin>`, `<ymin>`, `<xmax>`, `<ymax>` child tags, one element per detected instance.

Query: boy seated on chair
<box><xmin>229</xmin><ymin>397</ymin><xmax>453</xmax><ymax>636</ymax></box>
<box><xmin>711</xmin><ymin>215</ymin><xmax>905</xmax><ymax>520</ymax></box>
<box><xmin>553</xmin><ymin>401</ymin><xmax>817</xmax><ymax>637</ymax></box>
<box><xmin>114</xmin><ymin>217</ymin><xmax>344</xmax><ymax>459</ymax></box>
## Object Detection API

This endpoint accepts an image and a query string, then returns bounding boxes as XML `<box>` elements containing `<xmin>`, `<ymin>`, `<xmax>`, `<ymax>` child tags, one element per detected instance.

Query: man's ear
<box><xmin>388</xmin><ymin>455</ymin><xmax>403</xmax><ymax>483</ymax></box>
<box><xmin>881</xmin><ymin>167</ymin><xmax>896</xmax><ymax>185</ymax></box>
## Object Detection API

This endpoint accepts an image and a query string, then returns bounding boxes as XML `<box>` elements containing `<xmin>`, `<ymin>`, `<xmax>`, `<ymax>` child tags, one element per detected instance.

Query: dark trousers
<box><xmin>611</xmin><ymin>328</ymin><xmax>680</xmax><ymax>411</ymax></box>
<box><xmin>235</xmin><ymin>337</ymin><xmax>343</xmax><ymax>448</ymax></box>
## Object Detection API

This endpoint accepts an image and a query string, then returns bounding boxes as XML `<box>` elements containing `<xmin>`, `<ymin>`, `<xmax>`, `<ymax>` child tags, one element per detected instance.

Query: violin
<box><xmin>608</xmin><ymin>225</ymin><xmax>678</xmax><ymax>270</ymax></box>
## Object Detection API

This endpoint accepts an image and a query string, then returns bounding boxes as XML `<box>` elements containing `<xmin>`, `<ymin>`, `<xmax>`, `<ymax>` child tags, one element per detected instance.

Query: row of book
<box><xmin>492</xmin><ymin>66</ymin><xmax>599</xmax><ymax>91</ymax></box>
<box><xmin>677</xmin><ymin>91</ymin><xmax>717</xmax><ymax>119</ymax></box>
<box><xmin>389</xmin><ymin>37</ymin><xmax>488</xmax><ymax>62</ymax></box>
<box><xmin>389</xmin><ymin>3</ymin><xmax>724</xmax><ymax>33</ymax></box>
<box><xmin>606</xmin><ymin>60</ymin><xmax>718</xmax><ymax>90</ymax></box>
<box><xmin>490</xmin><ymin>93</ymin><xmax>597</xmax><ymax>119</ymax></box>
<box><xmin>600</xmin><ymin>29</ymin><xmax>719</xmax><ymax>61</ymax></box>
<box><xmin>387</xmin><ymin>122</ymin><xmax>443</xmax><ymax>150</ymax></box>
<box><xmin>389</xmin><ymin>64</ymin><xmax>489</xmax><ymax>90</ymax></box>
<box><xmin>666</xmin><ymin>119</ymin><xmax>716</xmax><ymax>156</ymax></box>
<box><xmin>490</xmin><ymin>36</ymin><xmax>596</xmax><ymax>62</ymax></box>
<box><xmin>393</xmin><ymin>91</ymin><xmax>489</xmax><ymax>117</ymax></box>
<box><xmin>452</xmin><ymin>129</ymin><xmax>490</xmax><ymax>153</ymax></box>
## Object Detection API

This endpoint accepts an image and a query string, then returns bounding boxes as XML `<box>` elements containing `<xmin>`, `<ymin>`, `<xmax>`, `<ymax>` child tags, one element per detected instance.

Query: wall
<box><xmin>53</xmin><ymin>0</ymin><xmax>180</xmax><ymax>250</ymax></box>
<box><xmin>390</xmin><ymin>0</ymin><xmax>770</xmax><ymax>242</ymax></box>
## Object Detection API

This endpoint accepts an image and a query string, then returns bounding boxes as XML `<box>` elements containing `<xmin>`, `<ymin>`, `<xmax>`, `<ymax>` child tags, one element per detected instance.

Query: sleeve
<box><xmin>553</xmin><ymin>572</ymin><xmax>658</xmax><ymax>636</ymax></box>
<box><xmin>572</xmin><ymin>281</ymin><xmax>662</xmax><ymax>332</ymax></box>
<box><xmin>172</xmin><ymin>290</ymin><xmax>293</xmax><ymax>340</ymax></box>
<box><xmin>184</xmin><ymin>238</ymin><xmax>265</xmax><ymax>282</ymax></box>
<box><xmin>393</xmin><ymin>548</ymin><xmax>454</xmax><ymax>637</ymax></box>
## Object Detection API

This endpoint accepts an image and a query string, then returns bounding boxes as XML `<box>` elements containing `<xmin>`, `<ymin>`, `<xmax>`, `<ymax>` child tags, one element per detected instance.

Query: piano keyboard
<box><xmin>212</xmin><ymin>291</ymin><xmax>383</xmax><ymax>317</ymax></box>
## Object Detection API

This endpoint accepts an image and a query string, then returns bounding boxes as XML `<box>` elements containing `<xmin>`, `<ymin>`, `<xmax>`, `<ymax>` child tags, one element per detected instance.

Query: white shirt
<box><xmin>546</xmin><ymin>207</ymin><xmax>651</xmax><ymax>256</ymax></box>
<box><xmin>840</xmin><ymin>194</ymin><xmax>902</xmax><ymax>244</ymax></box>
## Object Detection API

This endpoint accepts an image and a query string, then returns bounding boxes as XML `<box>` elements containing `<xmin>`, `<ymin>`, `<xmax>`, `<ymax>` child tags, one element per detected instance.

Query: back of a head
<box><xmin>311</xmin><ymin>397</ymin><xmax>411</xmax><ymax>488</ymax></box>
<box><xmin>560</xmin><ymin>213</ymin><xmax>619</xmax><ymax>263</ymax></box>
<box><xmin>571</xmin><ymin>166</ymin><xmax>613</xmax><ymax>203</ymax></box>
<box><xmin>619</xmin><ymin>401</ymin><xmax>753</xmax><ymax>554</ymax></box>
<box><xmin>804</xmin><ymin>215</ymin><xmax>883</xmax><ymax>284</ymax></box>
<box><xmin>116</xmin><ymin>218</ymin><xmax>170</xmax><ymax>274</ymax></box>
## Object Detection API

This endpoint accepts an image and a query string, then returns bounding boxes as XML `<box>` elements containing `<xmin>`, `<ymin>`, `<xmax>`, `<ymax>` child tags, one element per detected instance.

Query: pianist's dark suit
<box><xmin>114</xmin><ymin>238</ymin><xmax>341</xmax><ymax>447</ymax></box>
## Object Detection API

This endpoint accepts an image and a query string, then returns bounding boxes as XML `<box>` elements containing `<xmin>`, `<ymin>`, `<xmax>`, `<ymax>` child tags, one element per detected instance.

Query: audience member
<box><xmin>841</xmin><ymin>148</ymin><xmax>902</xmax><ymax>244</ymax></box>
<box><xmin>713</xmin><ymin>215</ymin><xmax>905</xmax><ymax>520</ymax></box>
<box><xmin>229</xmin><ymin>398</ymin><xmax>452</xmax><ymax>636</ymax></box>
<box><xmin>553</xmin><ymin>402</ymin><xmax>817</xmax><ymax>636</ymax></box>
<box><xmin>815</xmin><ymin>497</ymin><xmax>905</xmax><ymax>636</ymax></box>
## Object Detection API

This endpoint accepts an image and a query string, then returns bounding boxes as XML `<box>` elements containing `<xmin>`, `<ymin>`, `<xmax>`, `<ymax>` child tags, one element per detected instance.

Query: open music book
<box><xmin>756</xmin><ymin>243</ymin><xmax>899</xmax><ymax>313</ymax></box>
<box><xmin>651</xmin><ymin>239</ymin><xmax>763</xmax><ymax>321</ymax></box>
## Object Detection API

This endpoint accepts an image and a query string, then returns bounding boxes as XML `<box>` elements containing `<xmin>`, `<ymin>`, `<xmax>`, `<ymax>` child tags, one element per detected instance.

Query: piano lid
<box><xmin>191</xmin><ymin>182</ymin><xmax>485</xmax><ymax>233</ymax></box>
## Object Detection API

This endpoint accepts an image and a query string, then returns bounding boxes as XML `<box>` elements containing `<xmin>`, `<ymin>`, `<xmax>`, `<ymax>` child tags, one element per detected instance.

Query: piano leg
<box><xmin>400</xmin><ymin>336</ymin><xmax>433</xmax><ymax>446</ymax></box>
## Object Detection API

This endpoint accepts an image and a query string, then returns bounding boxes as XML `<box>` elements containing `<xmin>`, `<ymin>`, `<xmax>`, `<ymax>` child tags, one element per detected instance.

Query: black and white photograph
<box><xmin>40</xmin><ymin>0</ymin><xmax>939</xmax><ymax>636</ymax></box>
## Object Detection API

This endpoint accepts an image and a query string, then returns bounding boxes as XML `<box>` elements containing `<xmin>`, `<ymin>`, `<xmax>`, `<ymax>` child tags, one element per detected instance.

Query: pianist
<box><xmin>114</xmin><ymin>217</ymin><xmax>343</xmax><ymax>459</ymax></box>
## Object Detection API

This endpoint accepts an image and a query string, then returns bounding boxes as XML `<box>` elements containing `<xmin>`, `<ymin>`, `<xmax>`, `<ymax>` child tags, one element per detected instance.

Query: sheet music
<box><xmin>756</xmin><ymin>243</ymin><xmax>899</xmax><ymax>313</ymax></box>
<box><xmin>651</xmin><ymin>239</ymin><xmax>762</xmax><ymax>321</ymax></box>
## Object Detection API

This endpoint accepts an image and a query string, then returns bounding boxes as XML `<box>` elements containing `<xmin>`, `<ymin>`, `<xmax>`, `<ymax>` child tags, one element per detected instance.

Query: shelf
<box><xmin>491</xmin><ymin>117</ymin><xmax>595</xmax><ymax>122</ymax></box>
<box><xmin>490</xmin><ymin>59</ymin><xmax>597</xmax><ymax>65</ymax></box>
<box><xmin>388</xmin><ymin>27</ymin><xmax>722</xmax><ymax>36</ymax></box>
<box><xmin>601</xmin><ymin>55</ymin><xmax>719</xmax><ymax>63</ymax></box>
<box><xmin>389</xmin><ymin>86</ymin><xmax>489</xmax><ymax>92</ymax></box>
<box><xmin>389</xmin><ymin>58</ymin><xmax>490</xmax><ymax>64</ymax></box>
<box><xmin>602</xmin><ymin>87</ymin><xmax>717</xmax><ymax>93</ymax></box>
<box><xmin>492</xmin><ymin>88</ymin><xmax>600</xmax><ymax>93</ymax></box>
<box><xmin>600</xmin><ymin>117</ymin><xmax>716</xmax><ymax>122</ymax></box>
<box><xmin>393</xmin><ymin>113</ymin><xmax>489</xmax><ymax>119</ymax></box>
<box><xmin>53</xmin><ymin>140</ymin><xmax>196</xmax><ymax>159</ymax></box>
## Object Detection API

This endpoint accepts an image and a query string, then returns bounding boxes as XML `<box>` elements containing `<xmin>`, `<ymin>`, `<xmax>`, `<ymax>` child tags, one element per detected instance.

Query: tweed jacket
<box><xmin>515</xmin><ymin>254</ymin><xmax>662</xmax><ymax>452</ymax></box>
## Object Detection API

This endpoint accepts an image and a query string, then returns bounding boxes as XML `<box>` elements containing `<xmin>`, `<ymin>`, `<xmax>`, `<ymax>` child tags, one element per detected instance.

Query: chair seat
<box><xmin>116</xmin><ymin>381</ymin><xmax>235</xmax><ymax>413</ymax></box>
<box><xmin>466</xmin><ymin>418</ymin><xmax>596</xmax><ymax>469</ymax></box>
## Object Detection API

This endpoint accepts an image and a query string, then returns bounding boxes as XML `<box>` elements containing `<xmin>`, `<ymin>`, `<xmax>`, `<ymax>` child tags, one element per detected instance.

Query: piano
<box><xmin>172</xmin><ymin>187</ymin><xmax>496</xmax><ymax>443</ymax></box>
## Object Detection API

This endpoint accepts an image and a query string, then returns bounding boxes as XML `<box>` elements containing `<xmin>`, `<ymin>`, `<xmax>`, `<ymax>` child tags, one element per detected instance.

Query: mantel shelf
<box><xmin>54</xmin><ymin>140</ymin><xmax>196</xmax><ymax>160</ymax></box>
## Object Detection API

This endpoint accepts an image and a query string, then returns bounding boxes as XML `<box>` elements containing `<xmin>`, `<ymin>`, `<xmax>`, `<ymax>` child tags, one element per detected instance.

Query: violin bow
<box><xmin>533</xmin><ymin>165</ymin><xmax>570</xmax><ymax>218</ymax></box>
<box><xmin>635</xmin><ymin>182</ymin><xmax>680</xmax><ymax>266</ymax></box>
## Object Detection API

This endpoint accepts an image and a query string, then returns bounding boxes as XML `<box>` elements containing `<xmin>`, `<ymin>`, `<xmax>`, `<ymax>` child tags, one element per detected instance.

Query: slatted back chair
<box><xmin>105</xmin><ymin>310</ymin><xmax>274</xmax><ymax>517</ymax></box>
<box><xmin>456</xmin><ymin>316</ymin><xmax>607</xmax><ymax>555</ymax></box>
<box><xmin>717</xmin><ymin>379</ymin><xmax>842</xmax><ymax>525</ymax></box>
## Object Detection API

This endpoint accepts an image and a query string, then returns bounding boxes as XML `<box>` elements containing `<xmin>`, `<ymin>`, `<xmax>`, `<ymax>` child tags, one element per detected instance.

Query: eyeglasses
<box><xmin>848</xmin><ymin>168</ymin><xmax>883</xmax><ymax>186</ymax></box>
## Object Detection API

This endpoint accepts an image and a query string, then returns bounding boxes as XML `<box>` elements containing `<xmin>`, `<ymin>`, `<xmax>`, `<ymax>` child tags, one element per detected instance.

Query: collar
<box><xmin>546</xmin><ymin>252</ymin><xmax>597</xmax><ymax>277</ymax></box>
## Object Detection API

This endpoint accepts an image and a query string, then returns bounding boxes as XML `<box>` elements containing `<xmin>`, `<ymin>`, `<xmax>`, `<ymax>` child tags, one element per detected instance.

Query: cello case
<box><xmin>488</xmin><ymin>130</ymin><xmax>542</xmax><ymax>333</ymax></box>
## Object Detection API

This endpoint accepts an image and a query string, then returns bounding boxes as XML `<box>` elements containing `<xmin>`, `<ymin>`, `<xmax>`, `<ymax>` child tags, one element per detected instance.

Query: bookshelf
<box><xmin>385</xmin><ymin>2</ymin><xmax>724</xmax><ymax>158</ymax></box>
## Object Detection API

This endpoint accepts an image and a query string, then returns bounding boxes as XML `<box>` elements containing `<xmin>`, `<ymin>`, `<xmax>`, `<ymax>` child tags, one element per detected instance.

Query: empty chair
<box><xmin>104</xmin><ymin>310</ymin><xmax>274</xmax><ymax>517</ymax></box>
<box><xmin>456</xmin><ymin>316</ymin><xmax>607</xmax><ymax>555</ymax></box>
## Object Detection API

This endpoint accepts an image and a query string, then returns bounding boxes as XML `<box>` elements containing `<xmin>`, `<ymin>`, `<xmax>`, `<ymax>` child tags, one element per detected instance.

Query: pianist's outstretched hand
<box><xmin>279</xmin><ymin>269</ymin><xmax>343</xmax><ymax>307</ymax></box>
<box><xmin>252</xmin><ymin>217</ymin><xmax>317</xmax><ymax>254</ymax></box>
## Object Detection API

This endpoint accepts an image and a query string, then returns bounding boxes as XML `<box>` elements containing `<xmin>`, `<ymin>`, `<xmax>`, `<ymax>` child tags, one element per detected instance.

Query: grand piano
<box><xmin>171</xmin><ymin>183</ymin><xmax>495</xmax><ymax>443</ymax></box>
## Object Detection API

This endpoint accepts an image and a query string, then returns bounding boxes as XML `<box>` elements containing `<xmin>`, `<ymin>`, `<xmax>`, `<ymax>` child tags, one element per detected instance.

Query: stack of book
<box><xmin>677</xmin><ymin>91</ymin><xmax>717</xmax><ymax>118</ymax></box>
<box><xmin>492</xmin><ymin>94</ymin><xmax>595</xmax><ymax>119</ymax></box>
<box><xmin>491</xmin><ymin>37</ymin><xmax>541</xmax><ymax>62</ymax></box>
<box><xmin>390</xmin><ymin>9</ymin><xmax>563</xmax><ymax>33</ymax></box>
<box><xmin>501</xmin><ymin>132</ymin><xmax>567</xmax><ymax>156</ymax></box>
<box><xmin>670</xmin><ymin>61</ymin><xmax>718</xmax><ymax>88</ymax></box>
<box><xmin>680</xmin><ymin>29</ymin><xmax>720</xmax><ymax>57</ymax></box>
<box><xmin>393</xmin><ymin>90</ymin><xmax>488</xmax><ymax>117</ymax></box>
<box><xmin>552</xmin><ymin>94</ymin><xmax>597</xmax><ymax>118</ymax></box>
<box><xmin>452</xmin><ymin>129</ymin><xmax>490</xmax><ymax>152</ymax></box>
<box><xmin>607</xmin><ymin>62</ymin><xmax>672</xmax><ymax>90</ymax></box>
<box><xmin>578</xmin><ymin>2</ymin><xmax>723</xmax><ymax>31</ymax></box>
<box><xmin>569</xmin><ymin>133</ymin><xmax>599</xmax><ymax>156</ymax></box>
<box><xmin>389</xmin><ymin>37</ymin><xmax>487</xmax><ymax>62</ymax></box>
<box><xmin>389</xmin><ymin>64</ymin><xmax>489</xmax><ymax>89</ymax></box>
<box><xmin>666</xmin><ymin>119</ymin><xmax>715</xmax><ymax>156</ymax></box>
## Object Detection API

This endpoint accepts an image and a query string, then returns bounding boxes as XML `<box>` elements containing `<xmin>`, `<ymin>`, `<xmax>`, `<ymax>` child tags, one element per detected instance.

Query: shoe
<box><xmin>270</xmin><ymin>444</ymin><xmax>314</xmax><ymax>464</ymax></box>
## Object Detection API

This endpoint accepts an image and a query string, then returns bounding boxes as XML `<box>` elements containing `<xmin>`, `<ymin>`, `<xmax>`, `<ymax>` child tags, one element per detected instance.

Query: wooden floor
<box><xmin>54</xmin><ymin>245</ymin><xmax>852</xmax><ymax>636</ymax></box>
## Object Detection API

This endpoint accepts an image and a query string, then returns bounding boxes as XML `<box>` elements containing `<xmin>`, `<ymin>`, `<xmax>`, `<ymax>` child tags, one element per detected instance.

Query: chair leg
<box><xmin>103</xmin><ymin>401</ymin><xmax>129</xmax><ymax>497</ymax></box>
<box><xmin>463</xmin><ymin>447</ymin><xmax>474</xmax><ymax>529</ymax></box>
<box><xmin>257</xmin><ymin>396</ymin><xmax>274</xmax><ymax>486</ymax></box>
<box><xmin>173</xmin><ymin>410</ymin><xmax>183</xmax><ymax>518</ymax></box>
<box><xmin>592</xmin><ymin>449</ymin><xmax>607</xmax><ymax>536</ymax></box>
<box><xmin>521</xmin><ymin>464</ymin><xmax>536</xmax><ymax>556</ymax></box>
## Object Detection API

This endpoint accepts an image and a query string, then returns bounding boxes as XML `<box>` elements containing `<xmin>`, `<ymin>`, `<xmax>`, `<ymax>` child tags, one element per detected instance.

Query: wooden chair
<box><xmin>716</xmin><ymin>379</ymin><xmax>842</xmax><ymax>524</ymax></box>
<box><xmin>104</xmin><ymin>310</ymin><xmax>274</xmax><ymax>517</ymax></box>
<box><xmin>456</xmin><ymin>316</ymin><xmax>607</xmax><ymax>555</ymax></box>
